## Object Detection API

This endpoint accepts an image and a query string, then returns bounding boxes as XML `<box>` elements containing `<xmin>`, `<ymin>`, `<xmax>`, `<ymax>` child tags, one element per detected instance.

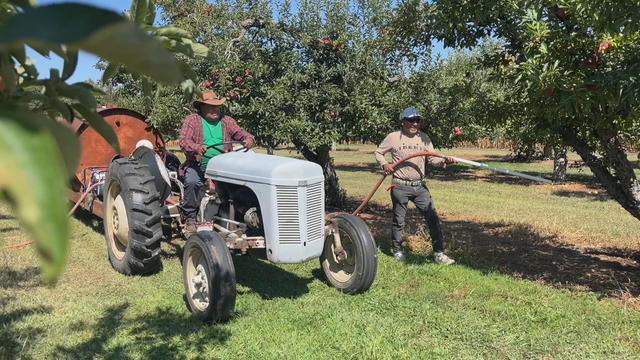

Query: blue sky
<box><xmin>29</xmin><ymin>0</ymin><xmax>131</xmax><ymax>83</ymax></box>
<box><xmin>31</xmin><ymin>0</ymin><xmax>448</xmax><ymax>83</ymax></box>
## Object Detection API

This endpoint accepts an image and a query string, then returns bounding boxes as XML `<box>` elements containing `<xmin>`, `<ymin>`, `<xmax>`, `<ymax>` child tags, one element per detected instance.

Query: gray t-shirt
<box><xmin>374</xmin><ymin>130</ymin><xmax>442</xmax><ymax>181</ymax></box>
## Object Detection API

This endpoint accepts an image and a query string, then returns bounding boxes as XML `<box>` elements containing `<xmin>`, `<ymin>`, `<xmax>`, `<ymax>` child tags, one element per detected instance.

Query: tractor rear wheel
<box><xmin>183</xmin><ymin>231</ymin><xmax>236</xmax><ymax>322</ymax></box>
<box><xmin>320</xmin><ymin>213</ymin><xmax>377</xmax><ymax>294</ymax></box>
<box><xmin>104</xmin><ymin>158</ymin><xmax>163</xmax><ymax>275</ymax></box>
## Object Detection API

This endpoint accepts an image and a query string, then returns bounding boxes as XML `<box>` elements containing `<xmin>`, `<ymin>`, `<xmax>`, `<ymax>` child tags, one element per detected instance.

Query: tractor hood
<box><xmin>205</xmin><ymin>152</ymin><xmax>324</xmax><ymax>186</ymax></box>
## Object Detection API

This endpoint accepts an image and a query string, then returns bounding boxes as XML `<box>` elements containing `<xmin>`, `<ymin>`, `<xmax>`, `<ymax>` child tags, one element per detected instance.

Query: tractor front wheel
<box><xmin>104</xmin><ymin>158</ymin><xmax>163</xmax><ymax>275</ymax></box>
<box><xmin>183</xmin><ymin>231</ymin><xmax>236</xmax><ymax>322</ymax></box>
<box><xmin>320</xmin><ymin>213</ymin><xmax>377</xmax><ymax>294</ymax></box>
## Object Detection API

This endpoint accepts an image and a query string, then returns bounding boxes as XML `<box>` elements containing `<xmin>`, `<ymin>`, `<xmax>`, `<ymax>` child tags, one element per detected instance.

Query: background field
<box><xmin>1</xmin><ymin>145</ymin><xmax>639</xmax><ymax>359</ymax></box>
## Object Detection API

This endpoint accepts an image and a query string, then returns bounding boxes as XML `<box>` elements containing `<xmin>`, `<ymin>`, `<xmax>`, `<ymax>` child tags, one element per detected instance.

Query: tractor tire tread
<box><xmin>104</xmin><ymin>158</ymin><xmax>164</xmax><ymax>275</ymax></box>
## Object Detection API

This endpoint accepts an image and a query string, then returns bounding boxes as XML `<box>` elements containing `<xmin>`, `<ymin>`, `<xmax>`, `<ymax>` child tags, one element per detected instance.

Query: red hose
<box><xmin>352</xmin><ymin>151</ymin><xmax>446</xmax><ymax>216</ymax></box>
<box><xmin>67</xmin><ymin>182</ymin><xmax>104</xmax><ymax>217</ymax></box>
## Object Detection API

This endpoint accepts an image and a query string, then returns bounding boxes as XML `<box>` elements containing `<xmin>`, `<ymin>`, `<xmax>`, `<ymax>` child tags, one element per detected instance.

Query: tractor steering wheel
<box><xmin>205</xmin><ymin>141</ymin><xmax>248</xmax><ymax>153</ymax></box>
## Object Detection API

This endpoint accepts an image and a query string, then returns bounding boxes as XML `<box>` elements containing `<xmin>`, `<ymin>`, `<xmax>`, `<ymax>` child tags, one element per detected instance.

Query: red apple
<box><xmin>234</xmin><ymin>76</ymin><xmax>244</xmax><ymax>84</ymax></box>
<box><xmin>244</xmin><ymin>70</ymin><xmax>252</xmax><ymax>76</ymax></box>
<box><xmin>452</xmin><ymin>126</ymin><xmax>463</xmax><ymax>135</ymax></box>
<box><xmin>227</xmin><ymin>91</ymin><xmax>237</xmax><ymax>99</ymax></box>
<box><xmin>202</xmin><ymin>80</ymin><xmax>212</xmax><ymax>87</ymax></box>
<box><xmin>596</xmin><ymin>41</ymin><xmax>611</xmax><ymax>55</ymax></box>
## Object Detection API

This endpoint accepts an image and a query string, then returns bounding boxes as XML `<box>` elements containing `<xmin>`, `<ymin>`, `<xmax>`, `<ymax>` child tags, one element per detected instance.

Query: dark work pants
<box><xmin>182</xmin><ymin>162</ymin><xmax>205</xmax><ymax>220</ymax></box>
<box><xmin>390</xmin><ymin>184</ymin><xmax>444</xmax><ymax>253</ymax></box>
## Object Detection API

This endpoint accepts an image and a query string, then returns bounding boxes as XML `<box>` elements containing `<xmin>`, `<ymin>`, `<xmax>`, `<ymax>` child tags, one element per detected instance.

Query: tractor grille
<box><xmin>276</xmin><ymin>186</ymin><xmax>300</xmax><ymax>244</ymax></box>
<box><xmin>306</xmin><ymin>182</ymin><xmax>323</xmax><ymax>243</ymax></box>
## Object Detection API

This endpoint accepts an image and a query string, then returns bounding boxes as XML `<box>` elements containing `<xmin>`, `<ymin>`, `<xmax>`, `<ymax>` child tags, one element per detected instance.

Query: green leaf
<box><xmin>101</xmin><ymin>62</ymin><xmax>119</xmax><ymax>83</ymax></box>
<box><xmin>49</xmin><ymin>97</ymin><xmax>73</xmax><ymax>122</ymax></box>
<box><xmin>72</xmin><ymin>82</ymin><xmax>105</xmax><ymax>96</ymax></box>
<box><xmin>144</xmin><ymin>2</ymin><xmax>156</xmax><ymax>25</ymax></box>
<box><xmin>154</xmin><ymin>26</ymin><xmax>191</xmax><ymax>39</ymax></box>
<box><xmin>56</xmin><ymin>82</ymin><xmax>96</xmax><ymax>109</ymax></box>
<box><xmin>0</xmin><ymin>54</ymin><xmax>17</xmax><ymax>93</ymax></box>
<box><xmin>61</xmin><ymin>48</ymin><xmax>78</xmax><ymax>81</ymax></box>
<box><xmin>7</xmin><ymin>0</ymin><xmax>36</xmax><ymax>8</ymax></box>
<box><xmin>27</xmin><ymin>43</ymin><xmax>51</xmax><ymax>58</ymax></box>
<box><xmin>142</xmin><ymin>76</ymin><xmax>153</xmax><ymax>97</ymax></box>
<box><xmin>10</xmin><ymin>45</ymin><xmax>26</xmax><ymax>64</ymax></box>
<box><xmin>14</xmin><ymin>55</ymin><xmax>38</xmax><ymax>78</ymax></box>
<box><xmin>14</xmin><ymin>91</ymin><xmax>49</xmax><ymax>106</ymax></box>
<box><xmin>178</xmin><ymin>60</ymin><xmax>198</xmax><ymax>81</ymax></box>
<box><xmin>188</xmin><ymin>42</ymin><xmax>209</xmax><ymax>58</ymax></box>
<box><xmin>0</xmin><ymin>4</ymin><xmax>182</xmax><ymax>84</ymax></box>
<box><xmin>180</xmin><ymin>78</ymin><xmax>196</xmax><ymax>100</ymax></box>
<box><xmin>0</xmin><ymin>108</ymin><xmax>75</xmax><ymax>282</ymax></box>
<box><xmin>71</xmin><ymin>103</ymin><xmax>121</xmax><ymax>153</ymax></box>
<box><xmin>130</xmin><ymin>0</ymin><xmax>151</xmax><ymax>25</ymax></box>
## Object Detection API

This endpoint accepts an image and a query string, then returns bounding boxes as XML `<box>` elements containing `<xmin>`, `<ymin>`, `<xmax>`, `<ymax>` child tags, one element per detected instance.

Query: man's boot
<box><xmin>184</xmin><ymin>218</ymin><xmax>197</xmax><ymax>238</ymax></box>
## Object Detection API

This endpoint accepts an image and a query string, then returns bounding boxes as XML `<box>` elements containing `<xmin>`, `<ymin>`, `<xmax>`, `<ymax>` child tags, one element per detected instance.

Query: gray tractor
<box><xmin>102</xmin><ymin>139</ymin><xmax>378</xmax><ymax>322</ymax></box>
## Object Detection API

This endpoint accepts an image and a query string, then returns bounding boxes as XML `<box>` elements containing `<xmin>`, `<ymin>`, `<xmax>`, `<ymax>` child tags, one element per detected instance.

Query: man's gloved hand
<box><xmin>382</xmin><ymin>163</ymin><xmax>394</xmax><ymax>175</ymax></box>
<box><xmin>243</xmin><ymin>137</ymin><xmax>255</xmax><ymax>149</ymax></box>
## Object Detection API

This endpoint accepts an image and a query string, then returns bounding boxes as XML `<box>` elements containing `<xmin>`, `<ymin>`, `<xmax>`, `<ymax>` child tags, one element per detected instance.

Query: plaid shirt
<box><xmin>178</xmin><ymin>113</ymin><xmax>254</xmax><ymax>163</ymax></box>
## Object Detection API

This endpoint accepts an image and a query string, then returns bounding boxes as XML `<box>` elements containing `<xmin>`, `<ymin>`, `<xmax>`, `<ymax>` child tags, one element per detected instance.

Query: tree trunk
<box><xmin>553</xmin><ymin>146</ymin><xmax>567</xmax><ymax>182</ymax></box>
<box><xmin>561</xmin><ymin>128</ymin><xmax>640</xmax><ymax>220</ymax></box>
<box><xmin>542</xmin><ymin>144</ymin><xmax>553</xmax><ymax>160</ymax></box>
<box><xmin>267</xmin><ymin>145</ymin><xmax>274</xmax><ymax>155</ymax></box>
<box><xmin>297</xmin><ymin>144</ymin><xmax>346</xmax><ymax>207</ymax></box>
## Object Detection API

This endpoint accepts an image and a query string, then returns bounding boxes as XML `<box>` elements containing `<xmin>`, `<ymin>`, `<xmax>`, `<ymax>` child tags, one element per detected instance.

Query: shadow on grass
<box><xmin>70</xmin><ymin>207</ymin><xmax>104</xmax><ymax>234</ymax></box>
<box><xmin>0</xmin><ymin>214</ymin><xmax>16</xmax><ymax>220</ymax></box>
<box><xmin>346</xmin><ymin>200</ymin><xmax>640</xmax><ymax>300</ymax></box>
<box><xmin>0</xmin><ymin>296</ymin><xmax>51</xmax><ymax>359</ymax></box>
<box><xmin>233</xmin><ymin>254</ymin><xmax>314</xmax><ymax>299</ymax></box>
<box><xmin>53</xmin><ymin>303</ymin><xmax>231</xmax><ymax>359</ymax></box>
<box><xmin>333</xmin><ymin>147</ymin><xmax>361</xmax><ymax>152</ymax></box>
<box><xmin>0</xmin><ymin>266</ymin><xmax>41</xmax><ymax>289</ymax></box>
<box><xmin>552</xmin><ymin>190</ymin><xmax>611</xmax><ymax>201</ymax></box>
<box><xmin>444</xmin><ymin>219</ymin><xmax>640</xmax><ymax>298</ymax></box>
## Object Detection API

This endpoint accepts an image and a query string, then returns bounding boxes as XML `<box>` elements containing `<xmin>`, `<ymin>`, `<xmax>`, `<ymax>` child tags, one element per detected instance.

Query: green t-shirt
<box><xmin>200</xmin><ymin>116</ymin><xmax>224</xmax><ymax>170</ymax></box>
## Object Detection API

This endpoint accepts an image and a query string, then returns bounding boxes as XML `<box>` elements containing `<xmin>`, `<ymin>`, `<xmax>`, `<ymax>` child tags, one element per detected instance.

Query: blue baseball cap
<box><xmin>400</xmin><ymin>106</ymin><xmax>421</xmax><ymax>121</ymax></box>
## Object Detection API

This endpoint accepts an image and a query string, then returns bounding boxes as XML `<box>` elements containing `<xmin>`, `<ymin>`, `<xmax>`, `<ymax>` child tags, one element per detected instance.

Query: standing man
<box><xmin>374</xmin><ymin>106</ymin><xmax>455</xmax><ymax>264</ymax></box>
<box><xmin>178</xmin><ymin>90</ymin><xmax>255</xmax><ymax>235</ymax></box>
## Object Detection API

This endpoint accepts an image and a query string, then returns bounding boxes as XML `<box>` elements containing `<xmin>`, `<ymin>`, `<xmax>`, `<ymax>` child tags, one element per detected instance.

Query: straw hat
<box><xmin>193</xmin><ymin>90</ymin><xmax>226</xmax><ymax>107</ymax></box>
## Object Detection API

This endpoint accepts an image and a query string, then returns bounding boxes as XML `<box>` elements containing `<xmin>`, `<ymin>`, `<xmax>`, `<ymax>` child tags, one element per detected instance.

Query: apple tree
<box><xmin>111</xmin><ymin>0</ymin><xmax>408</xmax><ymax>206</ymax></box>
<box><xmin>389</xmin><ymin>0</ymin><xmax>640</xmax><ymax>219</ymax></box>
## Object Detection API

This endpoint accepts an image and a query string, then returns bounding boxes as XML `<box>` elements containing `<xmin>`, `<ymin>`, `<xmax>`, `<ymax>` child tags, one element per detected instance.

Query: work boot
<box><xmin>393</xmin><ymin>249</ymin><xmax>406</xmax><ymax>262</ymax></box>
<box><xmin>433</xmin><ymin>252</ymin><xmax>455</xmax><ymax>265</ymax></box>
<box><xmin>184</xmin><ymin>218</ymin><xmax>197</xmax><ymax>238</ymax></box>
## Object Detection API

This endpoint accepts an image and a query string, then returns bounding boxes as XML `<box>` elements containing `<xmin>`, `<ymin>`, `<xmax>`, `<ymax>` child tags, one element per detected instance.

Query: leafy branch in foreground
<box><xmin>0</xmin><ymin>0</ymin><xmax>206</xmax><ymax>282</ymax></box>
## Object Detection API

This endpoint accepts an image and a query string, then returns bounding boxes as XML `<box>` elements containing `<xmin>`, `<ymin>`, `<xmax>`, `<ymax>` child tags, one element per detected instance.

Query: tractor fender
<box><xmin>131</xmin><ymin>141</ymin><xmax>171</xmax><ymax>201</ymax></box>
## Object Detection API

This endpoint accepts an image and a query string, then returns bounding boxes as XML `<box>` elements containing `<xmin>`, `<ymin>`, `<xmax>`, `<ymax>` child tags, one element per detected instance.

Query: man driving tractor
<box><xmin>178</xmin><ymin>90</ymin><xmax>255</xmax><ymax>235</ymax></box>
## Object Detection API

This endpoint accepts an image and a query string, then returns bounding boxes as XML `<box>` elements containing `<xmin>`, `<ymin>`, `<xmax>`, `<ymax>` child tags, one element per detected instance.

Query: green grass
<box><xmin>331</xmin><ymin>145</ymin><xmax>640</xmax><ymax>246</ymax></box>
<box><xmin>1</xmin><ymin>145</ymin><xmax>640</xmax><ymax>359</ymax></box>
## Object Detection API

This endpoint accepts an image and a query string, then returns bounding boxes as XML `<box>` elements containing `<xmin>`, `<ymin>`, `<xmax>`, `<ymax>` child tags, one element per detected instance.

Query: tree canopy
<box><xmin>390</xmin><ymin>0</ymin><xmax>640</xmax><ymax>219</ymax></box>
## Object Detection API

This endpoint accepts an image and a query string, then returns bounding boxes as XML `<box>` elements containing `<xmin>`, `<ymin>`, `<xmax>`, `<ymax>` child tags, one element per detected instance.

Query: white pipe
<box><xmin>450</xmin><ymin>156</ymin><xmax>553</xmax><ymax>184</ymax></box>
